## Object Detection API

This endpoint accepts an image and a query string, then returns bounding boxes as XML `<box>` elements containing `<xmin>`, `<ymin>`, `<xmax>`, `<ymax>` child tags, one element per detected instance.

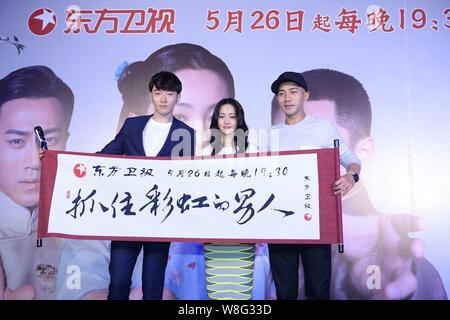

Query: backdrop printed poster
<box><xmin>0</xmin><ymin>0</ymin><xmax>449</xmax><ymax>300</ymax></box>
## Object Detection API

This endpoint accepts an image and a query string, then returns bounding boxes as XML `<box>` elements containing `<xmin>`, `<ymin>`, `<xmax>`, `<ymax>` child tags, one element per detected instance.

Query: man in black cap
<box><xmin>268</xmin><ymin>71</ymin><xmax>361</xmax><ymax>300</ymax></box>
<box><xmin>270</xmin><ymin>69</ymin><xmax>447</xmax><ymax>300</ymax></box>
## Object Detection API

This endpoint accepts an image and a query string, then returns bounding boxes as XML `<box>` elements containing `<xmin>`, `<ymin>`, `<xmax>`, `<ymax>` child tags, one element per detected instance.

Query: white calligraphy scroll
<box><xmin>38</xmin><ymin>149</ymin><xmax>342</xmax><ymax>244</ymax></box>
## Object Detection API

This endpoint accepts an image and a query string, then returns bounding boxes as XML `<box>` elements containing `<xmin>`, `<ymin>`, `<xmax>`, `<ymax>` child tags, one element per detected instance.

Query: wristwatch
<box><xmin>349</xmin><ymin>171</ymin><xmax>359</xmax><ymax>183</ymax></box>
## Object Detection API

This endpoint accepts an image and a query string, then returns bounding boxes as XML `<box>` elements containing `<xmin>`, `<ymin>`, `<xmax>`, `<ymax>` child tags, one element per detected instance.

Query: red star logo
<box><xmin>73</xmin><ymin>163</ymin><xmax>87</xmax><ymax>178</ymax></box>
<box><xmin>304</xmin><ymin>213</ymin><xmax>312</xmax><ymax>221</ymax></box>
<box><xmin>28</xmin><ymin>8</ymin><xmax>57</xmax><ymax>36</ymax></box>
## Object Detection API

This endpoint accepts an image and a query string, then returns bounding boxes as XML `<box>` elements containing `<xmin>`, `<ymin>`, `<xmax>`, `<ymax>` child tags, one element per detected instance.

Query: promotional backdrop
<box><xmin>1</xmin><ymin>0</ymin><xmax>449</xmax><ymax>300</ymax></box>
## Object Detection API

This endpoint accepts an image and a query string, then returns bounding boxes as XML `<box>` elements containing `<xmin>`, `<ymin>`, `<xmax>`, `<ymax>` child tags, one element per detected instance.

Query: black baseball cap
<box><xmin>271</xmin><ymin>71</ymin><xmax>309</xmax><ymax>94</ymax></box>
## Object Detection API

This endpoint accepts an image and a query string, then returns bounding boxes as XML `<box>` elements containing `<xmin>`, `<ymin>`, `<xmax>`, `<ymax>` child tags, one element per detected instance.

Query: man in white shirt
<box><xmin>268</xmin><ymin>71</ymin><xmax>361</xmax><ymax>300</ymax></box>
<box><xmin>99</xmin><ymin>71</ymin><xmax>195</xmax><ymax>300</ymax></box>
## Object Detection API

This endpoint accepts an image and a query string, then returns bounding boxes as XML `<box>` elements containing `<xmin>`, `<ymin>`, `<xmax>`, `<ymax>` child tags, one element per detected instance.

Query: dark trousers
<box><xmin>268</xmin><ymin>243</ymin><xmax>331</xmax><ymax>300</ymax></box>
<box><xmin>107</xmin><ymin>240</ymin><xmax>170</xmax><ymax>300</ymax></box>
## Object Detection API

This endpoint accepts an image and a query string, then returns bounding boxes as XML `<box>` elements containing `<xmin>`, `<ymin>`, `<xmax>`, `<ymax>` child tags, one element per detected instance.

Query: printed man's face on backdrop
<box><xmin>304</xmin><ymin>100</ymin><xmax>350</xmax><ymax>144</ymax></box>
<box><xmin>0</xmin><ymin>97</ymin><xmax>69</xmax><ymax>210</ymax></box>
<box><xmin>304</xmin><ymin>99</ymin><xmax>373</xmax><ymax>178</ymax></box>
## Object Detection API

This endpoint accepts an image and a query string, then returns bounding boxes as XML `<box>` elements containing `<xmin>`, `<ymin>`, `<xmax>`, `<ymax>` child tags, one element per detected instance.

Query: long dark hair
<box><xmin>209</xmin><ymin>98</ymin><xmax>249</xmax><ymax>155</ymax></box>
<box><xmin>116</xmin><ymin>43</ymin><xmax>235</xmax><ymax>132</ymax></box>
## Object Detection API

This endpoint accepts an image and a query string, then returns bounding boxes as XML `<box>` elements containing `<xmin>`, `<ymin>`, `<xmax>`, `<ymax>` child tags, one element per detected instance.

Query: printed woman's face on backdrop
<box><xmin>147</xmin><ymin>68</ymin><xmax>230</xmax><ymax>152</ymax></box>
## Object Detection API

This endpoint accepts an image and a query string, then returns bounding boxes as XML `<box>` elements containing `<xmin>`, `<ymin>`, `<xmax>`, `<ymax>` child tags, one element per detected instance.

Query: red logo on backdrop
<box><xmin>73</xmin><ymin>163</ymin><xmax>87</xmax><ymax>178</ymax></box>
<box><xmin>28</xmin><ymin>8</ymin><xmax>57</xmax><ymax>36</ymax></box>
<box><xmin>304</xmin><ymin>213</ymin><xmax>312</xmax><ymax>221</ymax></box>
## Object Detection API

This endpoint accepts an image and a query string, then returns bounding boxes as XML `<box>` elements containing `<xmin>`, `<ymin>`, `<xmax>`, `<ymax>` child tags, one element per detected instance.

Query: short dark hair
<box><xmin>271</xmin><ymin>68</ymin><xmax>371</xmax><ymax>149</ymax></box>
<box><xmin>148</xmin><ymin>71</ymin><xmax>182</xmax><ymax>94</ymax></box>
<box><xmin>209</xmin><ymin>98</ymin><xmax>249</xmax><ymax>155</ymax></box>
<box><xmin>0</xmin><ymin>65</ymin><xmax>74</xmax><ymax>127</ymax></box>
